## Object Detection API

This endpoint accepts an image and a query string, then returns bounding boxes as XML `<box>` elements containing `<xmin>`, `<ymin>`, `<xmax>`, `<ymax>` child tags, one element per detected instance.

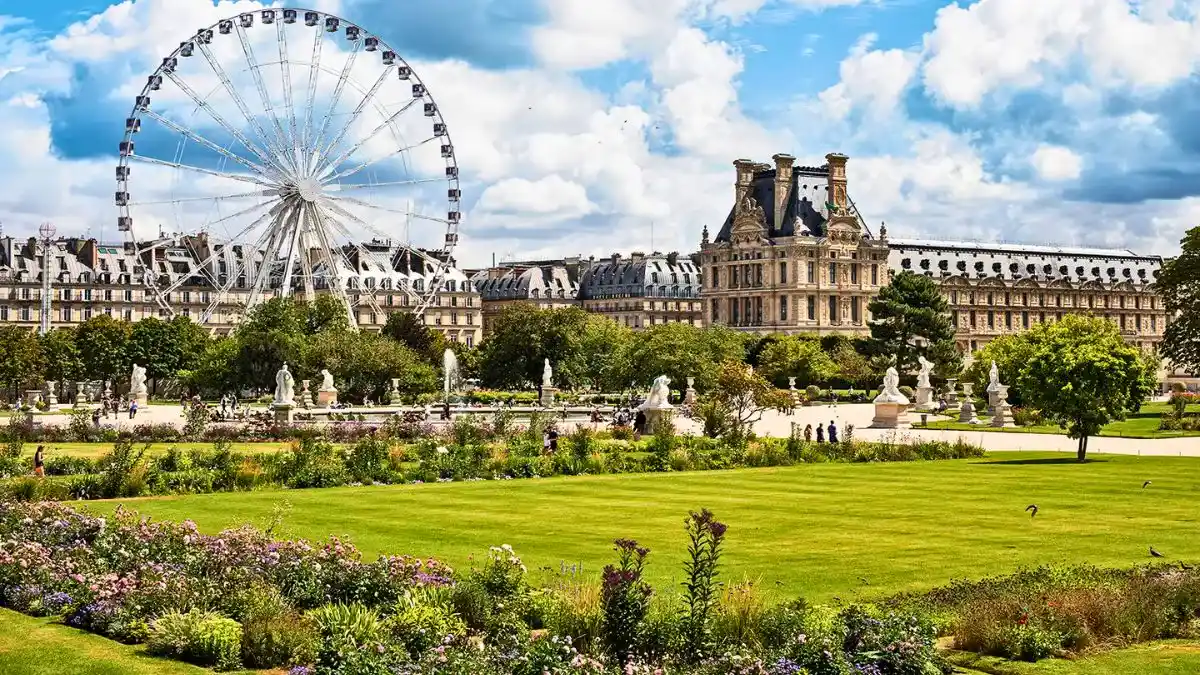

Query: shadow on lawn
<box><xmin>975</xmin><ymin>457</ymin><xmax>1111</xmax><ymax>466</ymax></box>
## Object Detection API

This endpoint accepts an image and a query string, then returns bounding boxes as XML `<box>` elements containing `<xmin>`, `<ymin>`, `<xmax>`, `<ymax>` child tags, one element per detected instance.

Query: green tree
<box><xmin>75</xmin><ymin>315</ymin><xmax>132</xmax><ymax>384</ymax></box>
<box><xmin>1158</xmin><ymin>225</ymin><xmax>1200</xmax><ymax>374</ymax></box>
<box><xmin>756</xmin><ymin>335</ymin><xmax>838</xmax><ymax>387</ymax></box>
<box><xmin>381</xmin><ymin>311</ymin><xmax>443</xmax><ymax>363</ymax></box>
<box><xmin>170</xmin><ymin>316</ymin><xmax>212</xmax><ymax>374</ymax></box>
<box><xmin>701</xmin><ymin>361</ymin><xmax>794</xmax><ymax>444</ymax></box>
<box><xmin>562</xmin><ymin>315</ymin><xmax>634</xmax><ymax>391</ymax></box>
<box><xmin>477</xmin><ymin>304</ymin><xmax>591</xmax><ymax>389</ymax></box>
<box><xmin>40</xmin><ymin>328</ymin><xmax>82</xmax><ymax>393</ymax></box>
<box><xmin>230</xmin><ymin>298</ymin><xmax>309</xmax><ymax>391</ymax></box>
<box><xmin>627</xmin><ymin>324</ymin><xmax>748</xmax><ymax>393</ymax></box>
<box><xmin>962</xmin><ymin>332</ymin><xmax>1041</xmax><ymax>406</ymax></box>
<box><xmin>305</xmin><ymin>293</ymin><xmax>352</xmax><ymax>335</ymax></box>
<box><xmin>303</xmin><ymin>330</ymin><xmax>437</xmax><ymax>402</ymax></box>
<box><xmin>183</xmin><ymin>337</ymin><xmax>239</xmax><ymax>396</ymax></box>
<box><xmin>127</xmin><ymin>318</ymin><xmax>176</xmax><ymax>394</ymax></box>
<box><xmin>0</xmin><ymin>326</ymin><xmax>45</xmax><ymax>398</ymax></box>
<box><xmin>866</xmin><ymin>271</ymin><xmax>960</xmax><ymax>375</ymax></box>
<box><xmin>831</xmin><ymin>343</ymin><xmax>875</xmax><ymax>390</ymax></box>
<box><xmin>1017</xmin><ymin>315</ymin><xmax>1157</xmax><ymax>461</ymax></box>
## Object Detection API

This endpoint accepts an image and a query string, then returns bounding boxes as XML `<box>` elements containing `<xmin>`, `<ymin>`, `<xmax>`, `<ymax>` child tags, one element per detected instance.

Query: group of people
<box><xmin>801</xmin><ymin>420</ymin><xmax>841</xmax><ymax>443</ymax></box>
<box><xmin>95</xmin><ymin>393</ymin><xmax>139</xmax><ymax>421</ymax></box>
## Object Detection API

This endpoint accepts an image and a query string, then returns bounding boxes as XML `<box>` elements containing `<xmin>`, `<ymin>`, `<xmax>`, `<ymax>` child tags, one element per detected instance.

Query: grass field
<box><xmin>925</xmin><ymin>403</ymin><xmax>1200</xmax><ymax>439</ymax></box>
<box><xmin>86</xmin><ymin>452</ymin><xmax>1200</xmax><ymax>601</ymax></box>
<box><xmin>949</xmin><ymin>643</ymin><xmax>1200</xmax><ymax>674</ymax></box>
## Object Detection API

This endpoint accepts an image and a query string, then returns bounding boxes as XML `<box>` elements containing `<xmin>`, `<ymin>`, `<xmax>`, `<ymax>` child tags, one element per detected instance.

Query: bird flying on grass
<box><xmin>1143</xmin><ymin>480</ymin><xmax>1152</xmax><ymax>488</ymax></box>
<box><xmin>1025</xmin><ymin>504</ymin><xmax>1038</xmax><ymax>518</ymax></box>
<box><xmin>1150</xmin><ymin>546</ymin><xmax>1165</xmax><ymax>558</ymax></box>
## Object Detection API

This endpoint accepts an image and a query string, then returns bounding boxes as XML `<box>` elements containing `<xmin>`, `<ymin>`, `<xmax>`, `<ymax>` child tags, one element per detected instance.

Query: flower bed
<box><xmin>0</xmin><ymin>501</ymin><xmax>952</xmax><ymax>674</ymax></box>
<box><xmin>1</xmin><ymin>421</ymin><xmax>984</xmax><ymax>501</ymax></box>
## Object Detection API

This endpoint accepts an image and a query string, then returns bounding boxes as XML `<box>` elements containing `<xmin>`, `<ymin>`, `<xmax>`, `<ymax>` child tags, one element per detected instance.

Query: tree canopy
<box><xmin>1016</xmin><ymin>315</ymin><xmax>1157</xmax><ymax>460</ymax></box>
<box><xmin>756</xmin><ymin>335</ymin><xmax>838</xmax><ymax>387</ymax></box>
<box><xmin>866</xmin><ymin>271</ymin><xmax>960</xmax><ymax>376</ymax></box>
<box><xmin>1158</xmin><ymin>225</ymin><xmax>1200</xmax><ymax>375</ymax></box>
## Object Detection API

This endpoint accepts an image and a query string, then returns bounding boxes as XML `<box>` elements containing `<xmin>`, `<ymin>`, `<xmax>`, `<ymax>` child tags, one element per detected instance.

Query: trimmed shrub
<box><xmin>147</xmin><ymin>609</ymin><xmax>243</xmax><ymax>671</ymax></box>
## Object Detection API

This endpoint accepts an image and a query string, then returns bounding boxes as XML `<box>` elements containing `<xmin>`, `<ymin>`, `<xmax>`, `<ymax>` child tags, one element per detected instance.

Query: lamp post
<box><xmin>38</xmin><ymin>221</ymin><xmax>55</xmax><ymax>336</ymax></box>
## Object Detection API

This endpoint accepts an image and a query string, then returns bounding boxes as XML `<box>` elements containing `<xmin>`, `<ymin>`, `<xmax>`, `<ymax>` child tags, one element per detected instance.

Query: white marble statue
<box><xmin>274</xmin><ymin>363</ymin><xmax>295</xmax><ymax>406</ymax></box>
<box><xmin>542</xmin><ymin>359</ymin><xmax>553</xmax><ymax>387</ymax></box>
<box><xmin>319</xmin><ymin>369</ymin><xmax>335</xmax><ymax>392</ymax></box>
<box><xmin>640</xmin><ymin>375</ymin><xmax>672</xmax><ymax>410</ymax></box>
<box><xmin>987</xmin><ymin>360</ymin><xmax>1001</xmax><ymax>392</ymax></box>
<box><xmin>443</xmin><ymin>348</ymin><xmax>459</xmax><ymax>395</ymax></box>
<box><xmin>874</xmin><ymin>366</ymin><xmax>910</xmax><ymax>404</ymax></box>
<box><xmin>130</xmin><ymin>363</ymin><xmax>147</xmax><ymax>396</ymax></box>
<box><xmin>917</xmin><ymin>355</ymin><xmax>933</xmax><ymax>390</ymax></box>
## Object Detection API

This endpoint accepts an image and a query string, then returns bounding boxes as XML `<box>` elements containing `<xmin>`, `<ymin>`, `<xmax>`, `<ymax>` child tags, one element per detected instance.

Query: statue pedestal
<box><xmin>272</xmin><ymin>402</ymin><xmax>294</xmax><ymax>423</ymax></box>
<box><xmin>23</xmin><ymin>390</ymin><xmax>42</xmax><ymax>408</ymax></box>
<box><xmin>914</xmin><ymin>386</ymin><xmax>935</xmax><ymax>411</ymax></box>
<box><xmin>991</xmin><ymin>402</ymin><xmax>1013</xmax><ymax>427</ymax></box>
<box><xmin>958</xmin><ymin>400</ymin><xmax>978</xmax><ymax>424</ymax></box>
<box><xmin>640</xmin><ymin>405</ymin><xmax>674</xmax><ymax>434</ymax></box>
<box><xmin>871</xmin><ymin>401</ymin><xmax>909</xmax><ymax>428</ymax></box>
<box><xmin>74</xmin><ymin>382</ymin><xmax>88</xmax><ymax>408</ymax></box>
<box><xmin>317</xmin><ymin>389</ymin><xmax>337</xmax><ymax>408</ymax></box>
<box><xmin>987</xmin><ymin>389</ymin><xmax>1002</xmax><ymax>415</ymax></box>
<box><xmin>945</xmin><ymin>379</ymin><xmax>959</xmax><ymax>406</ymax></box>
<box><xmin>540</xmin><ymin>387</ymin><xmax>557</xmax><ymax>407</ymax></box>
<box><xmin>299</xmin><ymin>381</ymin><xmax>312</xmax><ymax>409</ymax></box>
<box><xmin>133</xmin><ymin>392</ymin><xmax>148</xmax><ymax>406</ymax></box>
<box><xmin>684</xmin><ymin>387</ymin><xmax>697</xmax><ymax>405</ymax></box>
<box><xmin>45</xmin><ymin>382</ymin><xmax>58</xmax><ymax>407</ymax></box>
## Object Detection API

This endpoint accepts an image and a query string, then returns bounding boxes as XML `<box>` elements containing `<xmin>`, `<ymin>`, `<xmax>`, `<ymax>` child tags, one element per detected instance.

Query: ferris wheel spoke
<box><xmin>277</xmin><ymin>204</ymin><xmax>308</xmax><ymax>299</ymax></box>
<box><xmin>309</xmin><ymin>202</ymin><xmax>358</xmax><ymax>327</ymax></box>
<box><xmin>315</xmin><ymin>66</ymin><xmax>392</xmax><ymax>172</ymax></box>
<box><xmin>322</xmin><ymin>134</ymin><xmax>435</xmax><ymax>183</ymax></box>
<box><xmin>276</xmin><ymin>20</ymin><xmax>300</xmax><ymax>168</ymax></box>
<box><xmin>308</xmin><ymin>37</ymin><xmax>362</xmax><ymax>175</ymax></box>
<box><xmin>317</xmin><ymin>211</ymin><xmax>390</xmax><ymax>319</ymax></box>
<box><xmin>234</xmin><ymin>23</ymin><xmax>296</xmax><ymax>174</ymax></box>
<box><xmin>128</xmin><ymin>154</ymin><xmax>274</xmax><ymax>188</ymax></box>
<box><xmin>327</xmin><ymin>177</ymin><xmax>443</xmax><ymax>192</ymax></box>
<box><xmin>316</xmin><ymin>99</ymin><xmax>419</xmax><ymax>178</ymax></box>
<box><xmin>129</xmin><ymin>189</ymin><xmax>276</xmax><ymax>206</ymax></box>
<box><xmin>246</xmin><ymin>203</ymin><xmax>298</xmax><ymax>307</ymax></box>
<box><xmin>326</xmin><ymin>194</ymin><xmax>450</xmax><ymax>225</ymax></box>
<box><xmin>159</xmin><ymin>202</ymin><xmax>282</xmax><ymax>296</ymax></box>
<box><xmin>195</xmin><ymin>40</ymin><xmax>292</xmax><ymax>175</ymax></box>
<box><xmin>161</xmin><ymin>70</ymin><xmax>284</xmax><ymax>179</ymax></box>
<box><xmin>301</xmin><ymin>23</ymin><xmax>324</xmax><ymax>161</ymax></box>
<box><xmin>297</xmin><ymin>212</ymin><xmax>317</xmax><ymax>303</ymax></box>
<box><xmin>141</xmin><ymin>108</ymin><xmax>279</xmax><ymax>183</ymax></box>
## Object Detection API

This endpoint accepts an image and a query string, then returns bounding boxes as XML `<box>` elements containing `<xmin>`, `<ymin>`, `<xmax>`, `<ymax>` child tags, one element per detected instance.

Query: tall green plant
<box><xmin>600</xmin><ymin>539</ymin><xmax>652</xmax><ymax>664</ymax></box>
<box><xmin>680</xmin><ymin>509</ymin><xmax>727</xmax><ymax>662</ymax></box>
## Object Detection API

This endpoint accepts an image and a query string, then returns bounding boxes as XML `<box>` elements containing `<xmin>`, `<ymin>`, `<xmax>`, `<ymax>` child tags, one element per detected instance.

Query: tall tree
<box><xmin>169</xmin><ymin>316</ymin><xmax>212</xmax><ymax>374</ymax></box>
<box><xmin>561</xmin><ymin>315</ymin><xmax>634</xmax><ymax>392</ymax></box>
<box><xmin>831</xmin><ymin>343</ymin><xmax>875</xmax><ymax>390</ymax></box>
<box><xmin>477</xmin><ymin>304</ymin><xmax>591</xmax><ymax>389</ymax></box>
<box><xmin>127</xmin><ymin>318</ymin><xmax>176</xmax><ymax>394</ymax></box>
<box><xmin>230</xmin><ymin>298</ymin><xmax>309</xmax><ymax>391</ymax></box>
<box><xmin>0</xmin><ymin>326</ymin><xmax>45</xmax><ymax>399</ymax></box>
<box><xmin>40</xmin><ymin>328</ymin><xmax>82</xmax><ymax>392</ymax></box>
<box><xmin>382</xmin><ymin>311</ymin><xmax>443</xmax><ymax>364</ymax></box>
<box><xmin>303</xmin><ymin>330</ymin><xmax>438</xmax><ymax>401</ymax></box>
<box><xmin>305</xmin><ymin>293</ymin><xmax>352</xmax><ymax>335</ymax></box>
<box><xmin>962</xmin><ymin>332</ymin><xmax>1041</xmax><ymax>406</ymax></box>
<box><xmin>626</xmin><ymin>323</ymin><xmax>748</xmax><ymax>393</ymax></box>
<box><xmin>867</xmin><ymin>271</ymin><xmax>960</xmax><ymax>374</ymax></box>
<box><xmin>75</xmin><ymin>315</ymin><xmax>132</xmax><ymax>384</ymax></box>
<box><xmin>701</xmin><ymin>361</ymin><xmax>794</xmax><ymax>444</ymax></box>
<box><xmin>1018</xmin><ymin>315</ymin><xmax>1157</xmax><ymax>461</ymax></box>
<box><xmin>1158</xmin><ymin>225</ymin><xmax>1200</xmax><ymax>374</ymax></box>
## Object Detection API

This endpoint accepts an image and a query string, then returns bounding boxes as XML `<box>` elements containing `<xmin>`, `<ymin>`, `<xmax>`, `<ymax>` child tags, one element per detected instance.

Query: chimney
<box><xmin>610</xmin><ymin>252</ymin><xmax>621</xmax><ymax>265</ymax></box>
<box><xmin>772</xmin><ymin>153</ymin><xmax>795</xmax><ymax>229</ymax></box>
<box><xmin>825</xmin><ymin>152</ymin><xmax>849</xmax><ymax>214</ymax></box>
<box><xmin>733</xmin><ymin>158</ymin><xmax>755</xmax><ymax>214</ymax></box>
<box><xmin>630</xmin><ymin>251</ymin><xmax>645</xmax><ymax>262</ymax></box>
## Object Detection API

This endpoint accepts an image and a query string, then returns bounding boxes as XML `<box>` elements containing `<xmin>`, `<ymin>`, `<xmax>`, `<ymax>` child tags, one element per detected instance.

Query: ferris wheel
<box><xmin>115</xmin><ymin>7</ymin><xmax>461</xmax><ymax>326</ymax></box>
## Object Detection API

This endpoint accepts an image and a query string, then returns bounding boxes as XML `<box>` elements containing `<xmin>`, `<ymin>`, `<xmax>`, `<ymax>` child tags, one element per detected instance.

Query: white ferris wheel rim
<box><xmin>114</xmin><ymin>6</ymin><xmax>462</xmax><ymax>326</ymax></box>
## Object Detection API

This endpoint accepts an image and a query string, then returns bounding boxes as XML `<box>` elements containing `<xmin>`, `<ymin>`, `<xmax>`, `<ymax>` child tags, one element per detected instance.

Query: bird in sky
<box><xmin>1143</xmin><ymin>480</ymin><xmax>1152</xmax><ymax>488</ymax></box>
<box><xmin>1150</xmin><ymin>547</ymin><xmax>1165</xmax><ymax>558</ymax></box>
<box><xmin>1025</xmin><ymin>504</ymin><xmax>1039</xmax><ymax>518</ymax></box>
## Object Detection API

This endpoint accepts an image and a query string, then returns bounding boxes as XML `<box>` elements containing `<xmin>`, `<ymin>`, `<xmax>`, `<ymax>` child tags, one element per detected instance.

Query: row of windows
<box><xmin>710</xmin><ymin>262</ymin><xmax>880</xmax><ymax>289</ymax></box>
<box><xmin>955</xmin><ymin>310</ymin><xmax>1161</xmax><ymax>333</ymax></box>
<box><xmin>900</xmin><ymin>257</ymin><xmax>1154</xmax><ymax>280</ymax></box>
<box><xmin>950</xmin><ymin>290</ymin><xmax>1158</xmax><ymax>311</ymax></box>
<box><xmin>709</xmin><ymin>295</ymin><xmax>863</xmax><ymax>326</ymax></box>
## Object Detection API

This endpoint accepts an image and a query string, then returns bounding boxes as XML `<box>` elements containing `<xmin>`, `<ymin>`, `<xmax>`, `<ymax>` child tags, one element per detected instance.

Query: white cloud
<box><xmin>1030</xmin><ymin>145</ymin><xmax>1082</xmax><ymax>181</ymax></box>
<box><xmin>818</xmin><ymin>33</ymin><xmax>919</xmax><ymax>120</ymax></box>
<box><xmin>476</xmin><ymin>175</ymin><xmax>596</xmax><ymax>218</ymax></box>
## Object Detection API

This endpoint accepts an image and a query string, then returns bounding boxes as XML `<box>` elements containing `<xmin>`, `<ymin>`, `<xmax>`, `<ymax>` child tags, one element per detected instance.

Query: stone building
<box><xmin>886</xmin><ymin>238</ymin><xmax>1169</xmax><ymax>357</ymax></box>
<box><xmin>0</xmin><ymin>235</ymin><xmax>482</xmax><ymax>345</ymax></box>
<box><xmin>699</xmin><ymin>152</ymin><xmax>890</xmax><ymax>335</ymax></box>
<box><xmin>577</xmin><ymin>251</ymin><xmax>703</xmax><ymax>329</ymax></box>
<box><xmin>468</xmin><ymin>258</ymin><xmax>584</xmax><ymax>334</ymax></box>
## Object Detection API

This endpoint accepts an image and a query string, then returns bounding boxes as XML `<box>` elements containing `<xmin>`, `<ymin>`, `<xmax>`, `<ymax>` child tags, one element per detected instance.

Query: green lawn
<box><xmin>950</xmin><ymin>643</ymin><xmax>1200</xmax><ymax>674</ymax></box>
<box><xmin>0</xmin><ymin>609</ymin><xmax>258</xmax><ymax>675</ymax></box>
<box><xmin>21</xmin><ymin>441</ymin><xmax>294</xmax><ymax>460</ymax></box>
<box><xmin>925</xmin><ymin>403</ymin><xmax>1200</xmax><ymax>439</ymax></box>
<box><xmin>86</xmin><ymin>452</ymin><xmax>1200</xmax><ymax>601</ymax></box>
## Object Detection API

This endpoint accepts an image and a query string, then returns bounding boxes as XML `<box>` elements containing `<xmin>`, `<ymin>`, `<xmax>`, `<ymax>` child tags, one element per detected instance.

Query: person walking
<box><xmin>815</xmin><ymin>423</ymin><xmax>825</xmax><ymax>443</ymax></box>
<box><xmin>91</xmin><ymin>407</ymin><xmax>101</xmax><ymax>428</ymax></box>
<box><xmin>129</xmin><ymin>399</ymin><xmax>138</xmax><ymax>420</ymax></box>
<box><xmin>828</xmin><ymin>420</ymin><xmax>839</xmax><ymax>443</ymax></box>
<box><xmin>33</xmin><ymin>445</ymin><xmax>45</xmax><ymax>478</ymax></box>
<box><xmin>803</xmin><ymin>424</ymin><xmax>813</xmax><ymax>442</ymax></box>
<box><xmin>547</xmin><ymin>427</ymin><xmax>559</xmax><ymax>454</ymax></box>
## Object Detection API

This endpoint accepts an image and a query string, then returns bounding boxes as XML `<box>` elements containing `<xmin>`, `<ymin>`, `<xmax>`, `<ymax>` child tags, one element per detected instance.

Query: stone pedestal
<box><xmin>958</xmin><ymin>399</ymin><xmax>978</xmax><ymax>424</ymax></box>
<box><xmin>317</xmin><ymin>388</ymin><xmax>338</xmax><ymax>407</ymax></box>
<box><xmin>987</xmin><ymin>389</ymin><xmax>1002</xmax><ymax>416</ymax></box>
<box><xmin>914</xmin><ymin>386</ymin><xmax>935</xmax><ymax>411</ymax></box>
<box><xmin>299</xmin><ymin>380</ymin><xmax>313</xmax><ymax>409</ymax></box>
<box><xmin>871</xmin><ymin>401</ymin><xmax>909</xmax><ymax>428</ymax></box>
<box><xmin>74</xmin><ymin>381</ymin><xmax>88</xmax><ymax>408</ymax></box>
<box><xmin>540</xmin><ymin>387</ymin><xmax>557</xmax><ymax>407</ymax></box>
<box><xmin>684</xmin><ymin>377</ymin><xmax>697</xmax><ymax>405</ymax></box>
<box><xmin>945</xmin><ymin>379</ymin><xmax>959</xmax><ymax>405</ymax></box>
<box><xmin>23</xmin><ymin>390</ymin><xmax>42</xmax><ymax>407</ymax></box>
<box><xmin>387</xmin><ymin>378</ymin><xmax>401</xmax><ymax>405</ymax></box>
<box><xmin>640</xmin><ymin>405</ymin><xmax>674</xmax><ymax>434</ymax></box>
<box><xmin>990</xmin><ymin>385</ymin><xmax>1013</xmax><ymax>427</ymax></box>
<box><xmin>45</xmin><ymin>381</ymin><xmax>57</xmax><ymax>407</ymax></box>
<box><xmin>272</xmin><ymin>402</ymin><xmax>295</xmax><ymax>423</ymax></box>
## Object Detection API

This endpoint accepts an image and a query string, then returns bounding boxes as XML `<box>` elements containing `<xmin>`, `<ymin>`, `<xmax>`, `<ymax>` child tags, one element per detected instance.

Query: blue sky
<box><xmin>1</xmin><ymin>0</ymin><xmax>1198</xmax><ymax>266</ymax></box>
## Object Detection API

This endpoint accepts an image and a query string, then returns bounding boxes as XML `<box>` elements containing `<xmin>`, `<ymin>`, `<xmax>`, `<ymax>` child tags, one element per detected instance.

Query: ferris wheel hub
<box><xmin>294</xmin><ymin>177</ymin><xmax>323</xmax><ymax>203</ymax></box>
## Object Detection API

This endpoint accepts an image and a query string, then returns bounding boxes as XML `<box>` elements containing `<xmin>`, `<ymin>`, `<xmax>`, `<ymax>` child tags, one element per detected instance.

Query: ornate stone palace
<box><xmin>699</xmin><ymin>153</ymin><xmax>890</xmax><ymax>335</ymax></box>
<box><xmin>0</xmin><ymin>235</ymin><xmax>482</xmax><ymax>345</ymax></box>
<box><xmin>887</xmin><ymin>239</ymin><xmax>1169</xmax><ymax>357</ymax></box>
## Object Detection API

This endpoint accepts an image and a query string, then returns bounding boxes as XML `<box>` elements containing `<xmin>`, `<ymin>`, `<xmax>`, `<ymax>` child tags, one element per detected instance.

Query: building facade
<box><xmin>577</xmin><ymin>252</ymin><xmax>703</xmax><ymax>329</ymax></box>
<box><xmin>886</xmin><ymin>239</ymin><xmax>1169</xmax><ymax>357</ymax></box>
<box><xmin>468</xmin><ymin>258</ymin><xmax>584</xmax><ymax>334</ymax></box>
<box><xmin>699</xmin><ymin>152</ymin><xmax>890</xmax><ymax>335</ymax></box>
<box><xmin>0</xmin><ymin>235</ymin><xmax>482</xmax><ymax>345</ymax></box>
